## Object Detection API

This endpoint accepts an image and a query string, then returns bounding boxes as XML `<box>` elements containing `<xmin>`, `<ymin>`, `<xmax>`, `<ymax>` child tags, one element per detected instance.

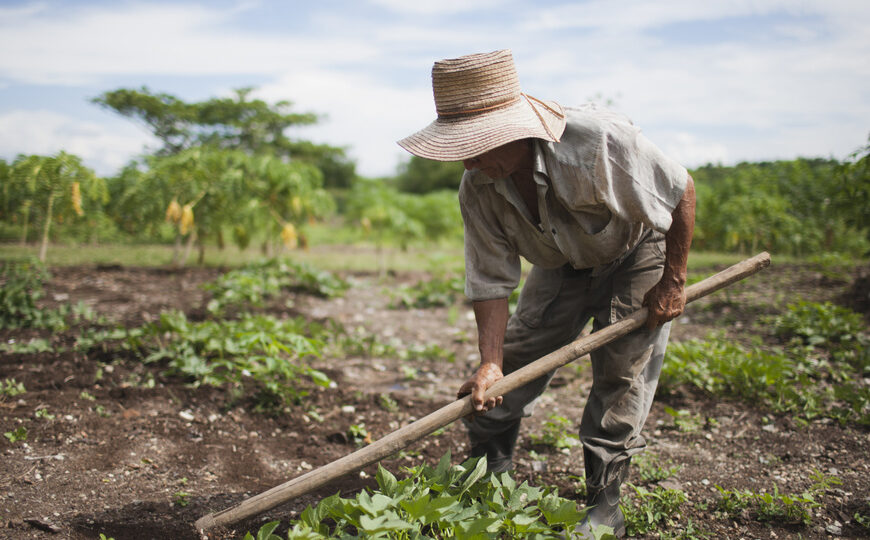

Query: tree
<box><xmin>93</xmin><ymin>87</ymin><xmax>357</xmax><ymax>188</ymax></box>
<box><xmin>9</xmin><ymin>153</ymin><xmax>106</xmax><ymax>261</ymax></box>
<box><xmin>395</xmin><ymin>156</ymin><xmax>465</xmax><ymax>194</ymax></box>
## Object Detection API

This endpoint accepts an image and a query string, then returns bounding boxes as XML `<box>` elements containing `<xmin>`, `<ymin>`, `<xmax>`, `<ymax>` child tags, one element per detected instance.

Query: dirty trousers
<box><xmin>464</xmin><ymin>231</ymin><xmax>671</xmax><ymax>488</ymax></box>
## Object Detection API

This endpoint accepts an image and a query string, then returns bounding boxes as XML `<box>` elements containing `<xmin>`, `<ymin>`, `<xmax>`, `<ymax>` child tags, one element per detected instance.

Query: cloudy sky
<box><xmin>1</xmin><ymin>0</ymin><xmax>868</xmax><ymax>178</ymax></box>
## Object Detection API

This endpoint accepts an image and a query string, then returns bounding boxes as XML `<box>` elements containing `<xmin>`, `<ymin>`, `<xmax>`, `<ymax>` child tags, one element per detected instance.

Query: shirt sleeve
<box><xmin>592</xmin><ymin>120</ymin><xmax>688</xmax><ymax>233</ymax></box>
<box><xmin>458</xmin><ymin>174</ymin><xmax>522</xmax><ymax>301</ymax></box>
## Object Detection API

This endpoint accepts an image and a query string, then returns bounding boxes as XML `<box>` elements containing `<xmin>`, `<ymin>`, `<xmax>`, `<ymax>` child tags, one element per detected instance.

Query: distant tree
<box><xmin>395</xmin><ymin>156</ymin><xmax>465</xmax><ymax>194</ymax></box>
<box><xmin>8</xmin><ymin>153</ymin><xmax>106</xmax><ymax>261</ymax></box>
<box><xmin>93</xmin><ymin>87</ymin><xmax>356</xmax><ymax>188</ymax></box>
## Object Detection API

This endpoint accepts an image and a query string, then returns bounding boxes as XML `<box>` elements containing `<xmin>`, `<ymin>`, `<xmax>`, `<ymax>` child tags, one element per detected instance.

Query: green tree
<box><xmin>395</xmin><ymin>156</ymin><xmax>465</xmax><ymax>193</ymax></box>
<box><xmin>9</xmin><ymin>153</ymin><xmax>106</xmax><ymax>261</ymax></box>
<box><xmin>93</xmin><ymin>87</ymin><xmax>356</xmax><ymax>188</ymax></box>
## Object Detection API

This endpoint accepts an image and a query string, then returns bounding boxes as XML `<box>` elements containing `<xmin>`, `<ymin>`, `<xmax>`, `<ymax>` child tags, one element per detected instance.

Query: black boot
<box><xmin>469</xmin><ymin>421</ymin><xmax>520</xmax><ymax>473</ymax></box>
<box><xmin>574</xmin><ymin>455</ymin><xmax>629</xmax><ymax>538</ymax></box>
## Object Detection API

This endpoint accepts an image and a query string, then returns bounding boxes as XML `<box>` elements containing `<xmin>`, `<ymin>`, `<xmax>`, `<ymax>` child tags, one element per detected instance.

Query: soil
<box><xmin>1</xmin><ymin>258</ymin><xmax>868</xmax><ymax>539</ymax></box>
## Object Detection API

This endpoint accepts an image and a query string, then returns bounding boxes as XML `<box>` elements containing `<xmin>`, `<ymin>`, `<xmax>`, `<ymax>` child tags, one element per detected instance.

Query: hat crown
<box><xmin>432</xmin><ymin>49</ymin><xmax>521</xmax><ymax>118</ymax></box>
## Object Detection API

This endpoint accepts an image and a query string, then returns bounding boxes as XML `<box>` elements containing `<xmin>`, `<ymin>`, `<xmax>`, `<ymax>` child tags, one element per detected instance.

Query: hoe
<box><xmin>196</xmin><ymin>251</ymin><xmax>771</xmax><ymax>533</ymax></box>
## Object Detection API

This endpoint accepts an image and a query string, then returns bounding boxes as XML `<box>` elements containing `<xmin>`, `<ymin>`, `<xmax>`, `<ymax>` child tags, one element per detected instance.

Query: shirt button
<box><xmin>551</xmin><ymin>228</ymin><xmax>557</xmax><ymax>234</ymax></box>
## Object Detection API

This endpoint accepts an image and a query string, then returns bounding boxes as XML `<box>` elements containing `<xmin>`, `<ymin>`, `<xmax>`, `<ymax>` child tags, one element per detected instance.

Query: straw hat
<box><xmin>398</xmin><ymin>49</ymin><xmax>566</xmax><ymax>162</ymax></box>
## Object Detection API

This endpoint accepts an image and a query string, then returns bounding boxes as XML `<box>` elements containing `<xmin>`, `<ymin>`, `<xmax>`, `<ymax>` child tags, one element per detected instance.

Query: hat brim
<box><xmin>398</xmin><ymin>98</ymin><xmax>566</xmax><ymax>162</ymax></box>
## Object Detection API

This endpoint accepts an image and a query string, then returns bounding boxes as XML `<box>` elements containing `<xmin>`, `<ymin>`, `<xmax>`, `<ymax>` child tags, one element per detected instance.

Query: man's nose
<box><xmin>463</xmin><ymin>157</ymin><xmax>479</xmax><ymax>171</ymax></box>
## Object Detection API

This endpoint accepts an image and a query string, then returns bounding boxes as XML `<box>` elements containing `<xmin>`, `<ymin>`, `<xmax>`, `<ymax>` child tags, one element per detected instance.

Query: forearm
<box><xmin>472</xmin><ymin>297</ymin><xmax>510</xmax><ymax>368</ymax></box>
<box><xmin>662</xmin><ymin>174</ymin><xmax>696</xmax><ymax>286</ymax></box>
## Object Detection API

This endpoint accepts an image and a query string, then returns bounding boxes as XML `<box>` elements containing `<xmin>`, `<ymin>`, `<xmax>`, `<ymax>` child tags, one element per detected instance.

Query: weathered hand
<box><xmin>642</xmin><ymin>277</ymin><xmax>686</xmax><ymax>330</ymax></box>
<box><xmin>457</xmin><ymin>363</ymin><xmax>504</xmax><ymax>414</ymax></box>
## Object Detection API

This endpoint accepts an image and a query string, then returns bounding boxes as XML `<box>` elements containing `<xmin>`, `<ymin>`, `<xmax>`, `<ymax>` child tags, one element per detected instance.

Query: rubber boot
<box><xmin>574</xmin><ymin>455</ymin><xmax>629</xmax><ymax>538</ymax></box>
<box><xmin>469</xmin><ymin>421</ymin><xmax>520</xmax><ymax>473</ymax></box>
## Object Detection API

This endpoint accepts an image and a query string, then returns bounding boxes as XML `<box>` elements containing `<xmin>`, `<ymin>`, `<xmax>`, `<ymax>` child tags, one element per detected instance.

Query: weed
<box><xmin>4</xmin><ymin>426</ymin><xmax>27</xmax><ymax>443</ymax></box>
<box><xmin>713</xmin><ymin>484</ymin><xmax>819</xmax><ymax>526</ymax></box>
<box><xmin>0</xmin><ymin>259</ymin><xmax>66</xmax><ymax>330</ymax></box>
<box><xmin>622</xmin><ymin>483</ymin><xmax>687</xmax><ymax>536</ymax></box>
<box><xmin>80</xmin><ymin>391</ymin><xmax>96</xmax><ymax>401</ymax></box>
<box><xmin>377</xmin><ymin>393</ymin><xmax>398</xmax><ymax>413</ymax></box>
<box><xmin>388</xmin><ymin>274</ymin><xmax>464</xmax><ymax>309</ymax></box>
<box><xmin>34</xmin><ymin>408</ymin><xmax>55</xmax><ymax>420</ymax></box>
<box><xmin>0</xmin><ymin>337</ymin><xmax>52</xmax><ymax>354</ymax></box>
<box><xmin>401</xmin><ymin>342</ymin><xmax>456</xmax><ymax>363</ymax></box>
<box><xmin>1</xmin><ymin>378</ymin><xmax>26</xmax><ymax>398</ymax></box>
<box><xmin>348</xmin><ymin>423</ymin><xmax>371</xmax><ymax>446</ymax></box>
<box><xmin>663</xmin><ymin>406</ymin><xmax>704</xmax><ymax>433</ymax></box>
<box><xmin>173</xmin><ymin>491</ymin><xmax>191</xmax><ymax>507</ymax></box>
<box><xmin>634</xmin><ymin>453</ymin><xmax>681</xmax><ymax>484</ymax></box>
<box><xmin>530</xmin><ymin>414</ymin><xmax>580</xmax><ymax>450</ymax></box>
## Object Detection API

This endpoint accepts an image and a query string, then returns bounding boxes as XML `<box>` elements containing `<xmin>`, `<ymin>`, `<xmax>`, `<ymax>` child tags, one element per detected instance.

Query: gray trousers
<box><xmin>464</xmin><ymin>230</ymin><xmax>670</xmax><ymax>489</ymax></box>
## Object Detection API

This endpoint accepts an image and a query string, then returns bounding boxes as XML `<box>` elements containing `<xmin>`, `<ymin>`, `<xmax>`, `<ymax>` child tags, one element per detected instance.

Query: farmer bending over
<box><xmin>398</xmin><ymin>49</ymin><xmax>695</xmax><ymax>537</ymax></box>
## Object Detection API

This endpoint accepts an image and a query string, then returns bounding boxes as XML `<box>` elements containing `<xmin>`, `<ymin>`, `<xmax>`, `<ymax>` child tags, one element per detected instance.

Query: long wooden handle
<box><xmin>196</xmin><ymin>251</ymin><xmax>771</xmax><ymax>532</ymax></box>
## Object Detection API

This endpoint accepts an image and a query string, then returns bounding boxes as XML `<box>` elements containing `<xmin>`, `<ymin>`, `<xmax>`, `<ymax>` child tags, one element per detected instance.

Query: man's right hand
<box><xmin>457</xmin><ymin>362</ymin><xmax>504</xmax><ymax>413</ymax></box>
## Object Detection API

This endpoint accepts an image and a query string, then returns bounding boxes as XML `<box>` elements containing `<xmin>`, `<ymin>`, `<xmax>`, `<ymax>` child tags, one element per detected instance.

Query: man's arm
<box><xmin>457</xmin><ymin>297</ymin><xmax>509</xmax><ymax>412</ymax></box>
<box><xmin>643</xmin><ymin>173</ymin><xmax>696</xmax><ymax>329</ymax></box>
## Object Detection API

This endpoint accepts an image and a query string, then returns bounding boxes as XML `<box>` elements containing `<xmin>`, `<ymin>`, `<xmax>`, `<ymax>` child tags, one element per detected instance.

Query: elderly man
<box><xmin>398</xmin><ymin>49</ymin><xmax>695</xmax><ymax>537</ymax></box>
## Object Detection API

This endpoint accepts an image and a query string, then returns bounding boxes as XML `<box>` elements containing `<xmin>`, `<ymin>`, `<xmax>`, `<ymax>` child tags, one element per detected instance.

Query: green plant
<box><xmin>4</xmin><ymin>426</ymin><xmax>27</xmax><ymax>443</ymax></box>
<box><xmin>260</xmin><ymin>453</ymin><xmax>605</xmax><ymax>539</ymax></box>
<box><xmin>348</xmin><ymin>423</ymin><xmax>371</xmax><ymax>446</ymax></box>
<box><xmin>713</xmin><ymin>484</ymin><xmax>819</xmax><ymax>526</ymax></box>
<box><xmin>0</xmin><ymin>260</ymin><xmax>66</xmax><ymax>330</ymax></box>
<box><xmin>1</xmin><ymin>378</ymin><xmax>26</xmax><ymax>398</ymax></box>
<box><xmin>388</xmin><ymin>274</ymin><xmax>465</xmax><ymax>309</ymax></box>
<box><xmin>173</xmin><ymin>491</ymin><xmax>191</xmax><ymax>507</ymax></box>
<box><xmin>634</xmin><ymin>453</ymin><xmax>681</xmax><ymax>484</ymax></box>
<box><xmin>377</xmin><ymin>393</ymin><xmax>398</xmax><ymax>413</ymax></box>
<box><xmin>530</xmin><ymin>414</ymin><xmax>580</xmax><ymax>450</ymax></box>
<box><xmin>142</xmin><ymin>311</ymin><xmax>331</xmax><ymax>409</ymax></box>
<box><xmin>622</xmin><ymin>484</ymin><xmax>687</xmax><ymax>536</ymax></box>
<box><xmin>663</xmin><ymin>406</ymin><xmax>704</xmax><ymax>433</ymax></box>
<box><xmin>34</xmin><ymin>408</ymin><xmax>55</xmax><ymax>420</ymax></box>
<box><xmin>204</xmin><ymin>257</ymin><xmax>348</xmax><ymax>315</ymax></box>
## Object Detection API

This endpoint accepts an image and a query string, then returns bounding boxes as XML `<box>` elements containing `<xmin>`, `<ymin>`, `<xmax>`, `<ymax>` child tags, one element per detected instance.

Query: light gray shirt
<box><xmin>459</xmin><ymin>104</ymin><xmax>688</xmax><ymax>301</ymax></box>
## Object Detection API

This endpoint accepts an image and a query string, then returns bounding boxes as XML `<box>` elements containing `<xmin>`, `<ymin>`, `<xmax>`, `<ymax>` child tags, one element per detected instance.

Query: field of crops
<box><xmin>1</xmin><ymin>249</ymin><xmax>868</xmax><ymax>539</ymax></box>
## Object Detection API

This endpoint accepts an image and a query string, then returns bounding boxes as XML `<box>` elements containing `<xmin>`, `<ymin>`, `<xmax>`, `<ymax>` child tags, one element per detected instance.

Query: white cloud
<box><xmin>0</xmin><ymin>110</ymin><xmax>156</xmax><ymax>175</ymax></box>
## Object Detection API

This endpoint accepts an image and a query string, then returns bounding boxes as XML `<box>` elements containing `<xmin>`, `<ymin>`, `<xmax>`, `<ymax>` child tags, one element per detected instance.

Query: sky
<box><xmin>0</xmin><ymin>0</ymin><xmax>868</xmax><ymax>179</ymax></box>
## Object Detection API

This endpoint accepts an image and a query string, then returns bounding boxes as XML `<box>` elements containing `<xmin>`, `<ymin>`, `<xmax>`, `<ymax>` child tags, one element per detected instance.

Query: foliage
<box><xmin>395</xmin><ymin>156</ymin><xmax>465</xmax><ymax>194</ymax></box>
<box><xmin>345</xmin><ymin>180</ymin><xmax>462</xmax><ymax>253</ymax></box>
<box><xmin>690</xmin><ymin>157</ymin><xmax>870</xmax><ymax>256</ymax></box>
<box><xmin>529</xmin><ymin>414</ymin><xmax>581</xmax><ymax>450</ymax></box>
<box><xmin>141</xmin><ymin>311</ymin><xmax>331</xmax><ymax>409</ymax></box>
<box><xmin>0</xmin><ymin>259</ymin><xmax>66</xmax><ymax>330</ymax></box>
<box><xmin>713</xmin><ymin>484</ymin><xmax>821</xmax><ymax>526</ymax></box>
<box><xmin>622</xmin><ymin>484</ymin><xmax>687</xmax><ymax>536</ymax></box>
<box><xmin>253</xmin><ymin>453</ymin><xmax>607</xmax><ymax>539</ymax></box>
<box><xmin>4</xmin><ymin>152</ymin><xmax>107</xmax><ymax>260</ymax></box>
<box><xmin>1</xmin><ymin>379</ymin><xmax>26</xmax><ymax>398</ymax></box>
<box><xmin>4</xmin><ymin>426</ymin><xmax>27</xmax><ymax>443</ymax></box>
<box><xmin>388</xmin><ymin>274</ymin><xmax>465</xmax><ymax>309</ymax></box>
<box><xmin>660</xmin><ymin>303</ymin><xmax>870</xmax><ymax>425</ymax></box>
<box><xmin>633</xmin><ymin>454</ymin><xmax>681</xmax><ymax>484</ymax></box>
<box><xmin>92</xmin><ymin>87</ymin><xmax>355</xmax><ymax>189</ymax></box>
<box><xmin>203</xmin><ymin>258</ymin><xmax>348</xmax><ymax>315</ymax></box>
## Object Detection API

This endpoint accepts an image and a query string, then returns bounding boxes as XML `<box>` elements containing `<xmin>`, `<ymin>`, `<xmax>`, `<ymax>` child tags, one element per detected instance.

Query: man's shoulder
<box><xmin>544</xmin><ymin>104</ymin><xmax>638</xmax><ymax>167</ymax></box>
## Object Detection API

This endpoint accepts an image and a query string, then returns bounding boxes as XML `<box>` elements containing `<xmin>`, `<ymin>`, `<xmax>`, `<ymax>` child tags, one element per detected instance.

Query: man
<box><xmin>398</xmin><ymin>49</ymin><xmax>695</xmax><ymax>538</ymax></box>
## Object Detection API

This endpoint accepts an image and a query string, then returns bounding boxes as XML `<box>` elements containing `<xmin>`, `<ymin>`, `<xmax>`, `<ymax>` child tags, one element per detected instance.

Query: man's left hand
<box><xmin>642</xmin><ymin>277</ymin><xmax>686</xmax><ymax>330</ymax></box>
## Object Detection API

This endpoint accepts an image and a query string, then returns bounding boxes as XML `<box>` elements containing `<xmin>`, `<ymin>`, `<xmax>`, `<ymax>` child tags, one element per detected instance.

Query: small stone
<box><xmin>825</xmin><ymin>523</ymin><xmax>842</xmax><ymax>535</ymax></box>
<box><xmin>341</xmin><ymin>405</ymin><xmax>355</xmax><ymax>414</ymax></box>
<box><xmin>179</xmin><ymin>410</ymin><xmax>195</xmax><ymax>422</ymax></box>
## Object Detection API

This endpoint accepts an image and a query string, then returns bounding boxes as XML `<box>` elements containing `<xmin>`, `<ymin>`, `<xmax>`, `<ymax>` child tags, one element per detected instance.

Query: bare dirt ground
<box><xmin>0</xmin><ymin>258</ymin><xmax>868</xmax><ymax>539</ymax></box>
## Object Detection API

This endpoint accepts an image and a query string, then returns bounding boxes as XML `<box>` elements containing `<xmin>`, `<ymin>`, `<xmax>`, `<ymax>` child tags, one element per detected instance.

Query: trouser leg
<box><xmin>579</xmin><ymin>231</ymin><xmax>669</xmax><ymax>490</ymax></box>
<box><xmin>463</xmin><ymin>264</ymin><xmax>599</xmax><ymax>471</ymax></box>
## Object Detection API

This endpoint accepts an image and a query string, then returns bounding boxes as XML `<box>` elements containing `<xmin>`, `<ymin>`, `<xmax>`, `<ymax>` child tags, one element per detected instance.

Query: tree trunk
<box><xmin>38</xmin><ymin>192</ymin><xmax>55</xmax><ymax>262</ymax></box>
<box><xmin>181</xmin><ymin>230</ymin><xmax>197</xmax><ymax>266</ymax></box>
<box><xmin>20</xmin><ymin>203</ymin><xmax>30</xmax><ymax>245</ymax></box>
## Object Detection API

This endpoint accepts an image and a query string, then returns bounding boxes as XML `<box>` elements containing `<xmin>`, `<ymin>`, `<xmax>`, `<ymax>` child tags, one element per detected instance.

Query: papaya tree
<box><xmin>9</xmin><ymin>153</ymin><xmax>106</xmax><ymax>261</ymax></box>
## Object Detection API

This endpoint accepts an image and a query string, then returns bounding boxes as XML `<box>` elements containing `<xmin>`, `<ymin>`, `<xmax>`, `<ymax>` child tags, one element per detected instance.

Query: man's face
<box><xmin>462</xmin><ymin>139</ymin><xmax>532</xmax><ymax>179</ymax></box>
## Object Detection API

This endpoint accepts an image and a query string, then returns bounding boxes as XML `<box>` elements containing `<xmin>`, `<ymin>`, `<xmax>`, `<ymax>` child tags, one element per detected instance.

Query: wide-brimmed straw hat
<box><xmin>398</xmin><ymin>49</ymin><xmax>566</xmax><ymax>162</ymax></box>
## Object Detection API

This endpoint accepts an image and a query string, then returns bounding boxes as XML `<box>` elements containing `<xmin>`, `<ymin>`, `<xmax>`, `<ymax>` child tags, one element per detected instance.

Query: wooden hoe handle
<box><xmin>196</xmin><ymin>251</ymin><xmax>771</xmax><ymax>532</ymax></box>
